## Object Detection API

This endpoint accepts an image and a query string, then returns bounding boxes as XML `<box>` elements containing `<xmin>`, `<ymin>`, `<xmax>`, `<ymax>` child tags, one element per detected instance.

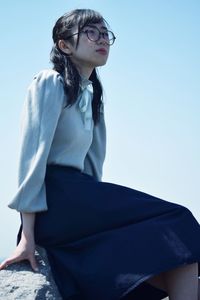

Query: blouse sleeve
<box><xmin>8</xmin><ymin>69</ymin><xmax>66</xmax><ymax>212</ymax></box>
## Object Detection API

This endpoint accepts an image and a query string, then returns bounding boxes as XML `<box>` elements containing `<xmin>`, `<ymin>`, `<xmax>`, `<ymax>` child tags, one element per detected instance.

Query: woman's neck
<box><xmin>78</xmin><ymin>67</ymin><xmax>94</xmax><ymax>79</ymax></box>
<box><xmin>71</xmin><ymin>60</ymin><xmax>94</xmax><ymax>79</ymax></box>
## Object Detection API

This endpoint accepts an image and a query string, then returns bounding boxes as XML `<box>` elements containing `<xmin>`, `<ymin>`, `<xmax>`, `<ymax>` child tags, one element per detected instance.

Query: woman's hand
<box><xmin>0</xmin><ymin>212</ymin><xmax>38</xmax><ymax>272</ymax></box>
<box><xmin>0</xmin><ymin>232</ymin><xmax>38</xmax><ymax>272</ymax></box>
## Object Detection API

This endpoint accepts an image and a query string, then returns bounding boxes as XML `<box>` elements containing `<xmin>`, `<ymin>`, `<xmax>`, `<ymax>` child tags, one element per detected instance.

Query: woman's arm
<box><xmin>0</xmin><ymin>71</ymin><xmax>66</xmax><ymax>271</ymax></box>
<box><xmin>0</xmin><ymin>213</ymin><xmax>38</xmax><ymax>271</ymax></box>
<box><xmin>8</xmin><ymin>70</ymin><xmax>66</xmax><ymax>212</ymax></box>
<box><xmin>22</xmin><ymin>212</ymin><xmax>35</xmax><ymax>236</ymax></box>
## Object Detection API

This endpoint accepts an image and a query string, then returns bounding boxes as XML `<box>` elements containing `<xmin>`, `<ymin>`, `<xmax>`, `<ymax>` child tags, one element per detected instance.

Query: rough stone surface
<box><xmin>0</xmin><ymin>247</ymin><xmax>171</xmax><ymax>300</ymax></box>
<box><xmin>0</xmin><ymin>247</ymin><xmax>62</xmax><ymax>300</ymax></box>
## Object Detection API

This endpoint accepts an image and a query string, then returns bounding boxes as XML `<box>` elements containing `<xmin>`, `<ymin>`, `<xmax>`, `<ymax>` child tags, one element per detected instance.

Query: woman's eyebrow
<box><xmin>101</xmin><ymin>26</ymin><xmax>108</xmax><ymax>31</ymax></box>
<box><xmin>84</xmin><ymin>24</ymin><xmax>108</xmax><ymax>31</ymax></box>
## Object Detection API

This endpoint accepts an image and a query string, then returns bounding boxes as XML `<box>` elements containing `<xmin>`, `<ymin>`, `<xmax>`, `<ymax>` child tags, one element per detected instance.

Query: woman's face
<box><xmin>61</xmin><ymin>22</ymin><xmax>111</xmax><ymax>77</ymax></box>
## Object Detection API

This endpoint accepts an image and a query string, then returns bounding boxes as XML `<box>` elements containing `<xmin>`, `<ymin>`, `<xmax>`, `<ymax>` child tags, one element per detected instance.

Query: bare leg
<box><xmin>198</xmin><ymin>277</ymin><xmax>200</xmax><ymax>300</ymax></box>
<box><xmin>146</xmin><ymin>272</ymin><xmax>167</xmax><ymax>292</ymax></box>
<box><xmin>146</xmin><ymin>263</ymin><xmax>198</xmax><ymax>300</ymax></box>
<box><xmin>163</xmin><ymin>263</ymin><xmax>198</xmax><ymax>300</ymax></box>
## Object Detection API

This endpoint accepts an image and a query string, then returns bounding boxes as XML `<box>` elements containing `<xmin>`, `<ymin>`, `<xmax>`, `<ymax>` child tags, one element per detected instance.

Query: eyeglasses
<box><xmin>66</xmin><ymin>26</ymin><xmax>116</xmax><ymax>46</ymax></box>
<box><xmin>82</xmin><ymin>27</ymin><xmax>116</xmax><ymax>45</ymax></box>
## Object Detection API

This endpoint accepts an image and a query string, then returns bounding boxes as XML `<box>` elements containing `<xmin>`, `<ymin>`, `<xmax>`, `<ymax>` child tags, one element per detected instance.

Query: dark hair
<box><xmin>50</xmin><ymin>9</ymin><xmax>107</xmax><ymax>124</ymax></box>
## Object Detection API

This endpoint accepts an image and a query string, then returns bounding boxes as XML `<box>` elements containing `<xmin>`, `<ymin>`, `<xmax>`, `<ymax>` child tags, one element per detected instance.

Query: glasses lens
<box><xmin>106</xmin><ymin>31</ymin><xmax>115</xmax><ymax>45</ymax></box>
<box><xmin>87</xmin><ymin>28</ymin><xmax>99</xmax><ymax>41</ymax></box>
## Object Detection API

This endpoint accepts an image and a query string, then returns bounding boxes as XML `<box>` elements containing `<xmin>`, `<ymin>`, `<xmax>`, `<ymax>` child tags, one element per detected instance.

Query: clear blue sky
<box><xmin>0</xmin><ymin>0</ymin><xmax>200</xmax><ymax>258</ymax></box>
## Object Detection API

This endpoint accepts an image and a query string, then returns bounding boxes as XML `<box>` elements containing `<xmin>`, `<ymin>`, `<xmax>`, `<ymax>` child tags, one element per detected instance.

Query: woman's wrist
<box><xmin>21</xmin><ymin>212</ymin><xmax>36</xmax><ymax>239</ymax></box>
<box><xmin>21</xmin><ymin>228</ymin><xmax>35</xmax><ymax>239</ymax></box>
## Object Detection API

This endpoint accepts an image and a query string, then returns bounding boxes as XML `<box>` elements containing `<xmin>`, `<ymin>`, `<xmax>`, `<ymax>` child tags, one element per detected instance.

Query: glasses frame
<box><xmin>65</xmin><ymin>25</ymin><xmax>116</xmax><ymax>46</ymax></box>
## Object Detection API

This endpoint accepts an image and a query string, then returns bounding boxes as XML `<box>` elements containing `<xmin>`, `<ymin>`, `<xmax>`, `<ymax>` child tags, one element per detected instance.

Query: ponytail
<box><xmin>50</xmin><ymin>44</ymin><xmax>80</xmax><ymax>107</ymax></box>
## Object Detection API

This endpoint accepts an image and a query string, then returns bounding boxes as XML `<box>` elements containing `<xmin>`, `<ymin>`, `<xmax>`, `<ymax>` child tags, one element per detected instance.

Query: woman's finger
<box><xmin>0</xmin><ymin>254</ymin><xmax>39</xmax><ymax>272</ymax></box>
<box><xmin>0</xmin><ymin>257</ymin><xmax>16</xmax><ymax>270</ymax></box>
<box><xmin>0</xmin><ymin>260</ymin><xmax>8</xmax><ymax>270</ymax></box>
<box><xmin>0</xmin><ymin>253</ymin><xmax>25</xmax><ymax>270</ymax></box>
<box><xmin>29</xmin><ymin>255</ymin><xmax>39</xmax><ymax>272</ymax></box>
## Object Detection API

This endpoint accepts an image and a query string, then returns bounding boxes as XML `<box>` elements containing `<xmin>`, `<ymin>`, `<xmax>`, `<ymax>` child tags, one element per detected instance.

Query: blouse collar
<box><xmin>80</xmin><ymin>76</ymin><xmax>93</xmax><ymax>91</ymax></box>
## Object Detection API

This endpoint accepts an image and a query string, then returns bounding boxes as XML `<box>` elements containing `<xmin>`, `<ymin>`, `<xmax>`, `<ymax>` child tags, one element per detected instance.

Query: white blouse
<box><xmin>8</xmin><ymin>69</ymin><xmax>106</xmax><ymax>213</ymax></box>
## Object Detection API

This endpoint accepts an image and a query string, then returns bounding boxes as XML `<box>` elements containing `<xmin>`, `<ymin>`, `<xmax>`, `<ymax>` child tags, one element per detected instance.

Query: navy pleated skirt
<box><xmin>33</xmin><ymin>165</ymin><xmax>200</xmax><ymax>300</ymax></box>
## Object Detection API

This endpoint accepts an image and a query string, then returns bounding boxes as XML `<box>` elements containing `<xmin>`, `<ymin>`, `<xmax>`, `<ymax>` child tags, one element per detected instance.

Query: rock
<box><xmin>0</xmin><ymin>246</ymin><xmax>62</xmax><ymax>300</ymax></box>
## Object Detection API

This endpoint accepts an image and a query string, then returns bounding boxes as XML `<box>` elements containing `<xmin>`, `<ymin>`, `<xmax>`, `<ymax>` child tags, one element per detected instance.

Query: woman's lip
<box><xmin>96</xmin><ymin>48</ymin><xmax>108</xmax><ymax>55</ymax></box>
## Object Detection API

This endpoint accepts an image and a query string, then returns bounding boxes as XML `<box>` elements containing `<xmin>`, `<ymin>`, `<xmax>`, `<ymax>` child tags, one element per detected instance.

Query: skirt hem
<box><xmin>122</xmin><ymin>257</ymin><xmax>200</xmax><ymax>299</ymax></box>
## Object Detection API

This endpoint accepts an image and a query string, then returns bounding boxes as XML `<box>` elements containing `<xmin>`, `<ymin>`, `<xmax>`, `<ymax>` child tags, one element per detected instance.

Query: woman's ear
<box><xmin>58</xmin><ymin>40</ymin><xmax>73</xmax><ymax>55</ymax></box>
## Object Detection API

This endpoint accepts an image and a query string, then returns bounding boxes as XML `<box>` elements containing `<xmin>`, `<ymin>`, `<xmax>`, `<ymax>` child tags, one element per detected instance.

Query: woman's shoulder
<box><xmin>26</xmin><ymin>69</ymin><xmax>66</xmax><ymax>106</ymax></box>
<box><xmin>32</xmin><ymin>69</ymin><xmax>64</xmax><ymax>86</ymax></box>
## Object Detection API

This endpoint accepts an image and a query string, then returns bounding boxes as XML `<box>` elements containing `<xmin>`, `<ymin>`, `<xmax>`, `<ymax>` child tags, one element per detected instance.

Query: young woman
<box><xmin>0</xmin><ymin>9</ymin><xmax>200</xmax><ymax>300</ymax></box>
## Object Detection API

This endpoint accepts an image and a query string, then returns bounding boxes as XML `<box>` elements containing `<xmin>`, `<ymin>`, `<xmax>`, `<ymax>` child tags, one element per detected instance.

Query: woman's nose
<box><xmin>97</xmin><ymin>34</ymin><xmax>109</xmax><ymax>45</ymax></box>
